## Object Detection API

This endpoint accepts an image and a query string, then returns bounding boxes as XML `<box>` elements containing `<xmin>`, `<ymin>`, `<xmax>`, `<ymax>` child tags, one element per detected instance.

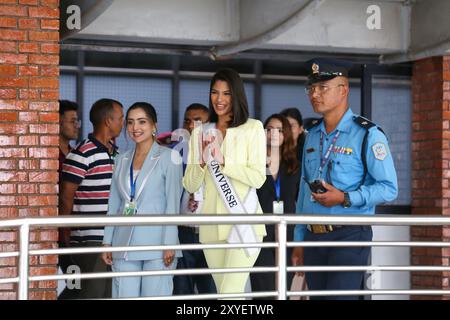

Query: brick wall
<box><xmin>0</xmin><ymin>0</ymin><xmax>59</xmax><ymax>300</ymax></box>
<box><xmin>411</xmin><ymin>56</ymin><xmax>450</xmax><ymax>299</ymax></box>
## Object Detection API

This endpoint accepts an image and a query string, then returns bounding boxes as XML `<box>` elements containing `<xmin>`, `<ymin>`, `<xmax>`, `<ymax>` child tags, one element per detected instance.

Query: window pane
<box><xmin>59</xmin><ymin>74</ymin><xmax>77</xmax><ymax>102</ymax></box>
<box><xmin>179</xmin><ymin>79</ymin><xmax>209</xmax><ymax>128</ymax></box>
<box><xmin>83</xmin><ymin>75</ymin><xmax>172</xmax><ymax>152</ymax></box>
<box><xmin>261</xmin><ymin>83</ymin><xmax>306</xmax><ymax>122</ymax></box>
<box><xmin>372</xmin><ymin>77</ymin><xmax>412</xmax><ymax>205</ymax></box>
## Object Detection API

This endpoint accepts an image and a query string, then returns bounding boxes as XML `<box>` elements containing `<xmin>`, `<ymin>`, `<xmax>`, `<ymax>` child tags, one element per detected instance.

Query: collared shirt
<box><xmin>62</xmin><ymin>134</ymin><xmax>118</xmax><ymax>243</ymax></box>
<box><xmin>294</xmin><ymin>108</ymin><xmax>398</xmax><ymax>241</ymax></box>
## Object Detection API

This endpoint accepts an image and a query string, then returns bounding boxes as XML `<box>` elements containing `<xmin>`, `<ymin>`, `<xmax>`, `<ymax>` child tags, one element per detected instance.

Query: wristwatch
<box><xmin>342</xmin><ymin>192</ymin><xmax>352</xmax><ymax>208</ymax></box>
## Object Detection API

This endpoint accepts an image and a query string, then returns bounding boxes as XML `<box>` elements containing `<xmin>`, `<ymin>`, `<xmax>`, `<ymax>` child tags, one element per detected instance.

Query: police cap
<box><xmin>306</xmin><ymin>58</ymin><xmax>352</xmax><ymax>85</ymax></box>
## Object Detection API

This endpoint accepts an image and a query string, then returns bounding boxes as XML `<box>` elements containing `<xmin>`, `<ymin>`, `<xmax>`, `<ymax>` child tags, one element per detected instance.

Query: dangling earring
<box><xmin>152</xmin><ymin>131</ymin><xmax>156</xmax><ymax>137</ymax></box>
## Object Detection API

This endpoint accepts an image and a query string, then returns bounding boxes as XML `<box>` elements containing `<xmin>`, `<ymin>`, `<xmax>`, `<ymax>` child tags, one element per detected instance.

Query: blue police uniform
<box><xmin>294</xmin><ymin>58</ymin><xmax>398</xmax><ymax>300</ymax></box>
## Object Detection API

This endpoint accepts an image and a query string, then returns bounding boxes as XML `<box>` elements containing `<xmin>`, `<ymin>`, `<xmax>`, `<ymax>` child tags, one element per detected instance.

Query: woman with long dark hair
<box><xmin>250</xmin><ymin>113</ymin><xmax>300</xmax><ymax>297</ymax></box>
<box><xmin>280</xmin><ymin>108</ymin><xmax>306</xmax><ymax>161</ymax></box>
<box><xmin>183</xmin><ymin>68</ymin><xmax>267</xmax><ymax>296</ymax></box>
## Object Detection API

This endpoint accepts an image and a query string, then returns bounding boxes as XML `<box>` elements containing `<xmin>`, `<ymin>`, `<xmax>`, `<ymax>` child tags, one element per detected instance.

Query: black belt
<box><xmin>307</xmin><ymin>224</ymin><xmax>344</xmax><ymax>234</ymax></box>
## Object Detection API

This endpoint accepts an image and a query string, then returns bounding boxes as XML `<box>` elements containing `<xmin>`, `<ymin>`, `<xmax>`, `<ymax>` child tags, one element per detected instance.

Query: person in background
<box><xmin>173</xmin><ymin>103</ymin><xmax>216</xmax><ymax>296</ymax></box>
<box><xmin>102</xmin><ymin>102</ymin><xmax>183</xmax><ymax>298</ymax></box>
<box><xmin>183</xmin><ymin>68</ymin><xmax>267</xmax><ymax>297</ymax></box>
<box><xmin>292</xmin><ymin>58</ymin><xmax>398</xmax><ymax>300</ymax></box>
<box><xmin>280</xmin><ymin>108</ymin><xmax>306</xmax><ymax>163</ymax></box>
<box><xmin>57</xmin><ymin>100</ymin><xmax>80</xmax><ymax>299</ymax></box>
<box><xmin>59</xmin><ymin>98</ymin><xmax>123</xmax><ymax>299</ymax></box>
<box><xmin>59</xmin><ymin>100</ymin><xmax>81</xmax><ymax>176</ymax></box>
<box><xmin>157</xmin><ymin>131</ymin><xmax>175</xmax><ymax>147</ymax></box>
<box><xmin>251</xmin><ymin>113</ymin><xmax>300</xmax><ymax>298</ymax></box>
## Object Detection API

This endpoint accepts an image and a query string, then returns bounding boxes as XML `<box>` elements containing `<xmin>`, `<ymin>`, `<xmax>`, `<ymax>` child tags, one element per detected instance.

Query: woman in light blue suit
<box><xmin>102</xmin><ymin>102</ymin><xmax>183</xmax><ymax>298</ymax></box>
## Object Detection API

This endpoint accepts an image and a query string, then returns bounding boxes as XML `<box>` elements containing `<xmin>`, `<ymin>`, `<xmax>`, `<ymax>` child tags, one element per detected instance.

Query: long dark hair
<box><xmin>208</xmin><ymin>68</ymin><xmax>249</xmax><ymax>128</ymax></box>
<box><xmin>264</xmin><ymin>114</ymin><xmax>299</xmax><ymax>175</ymax></box>
<box><xmin>280</xmin><ymin>107</ymin><xmax>304</xmax><ymax>146</ymax></box>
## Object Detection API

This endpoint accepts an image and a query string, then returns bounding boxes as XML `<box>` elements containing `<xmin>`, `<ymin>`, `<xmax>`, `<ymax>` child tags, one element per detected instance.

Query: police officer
<box><xmin>291</xmin><ymin>58</ymin><xmax>398</xmax><ymax>300</ymax></box>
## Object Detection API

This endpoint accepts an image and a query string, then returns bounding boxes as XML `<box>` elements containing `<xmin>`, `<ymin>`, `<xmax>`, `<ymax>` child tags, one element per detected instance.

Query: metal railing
<box><xmin>1</xmin><ymin>214</ymin><xmax>450</xmax><ymax>300</ymax></box>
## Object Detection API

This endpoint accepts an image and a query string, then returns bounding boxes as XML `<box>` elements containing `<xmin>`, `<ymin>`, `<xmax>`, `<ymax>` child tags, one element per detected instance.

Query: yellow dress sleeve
<box><xmin>221</xmin><ymin>120</ymin><xmax>267</xmax><ymax>189</ymax></box>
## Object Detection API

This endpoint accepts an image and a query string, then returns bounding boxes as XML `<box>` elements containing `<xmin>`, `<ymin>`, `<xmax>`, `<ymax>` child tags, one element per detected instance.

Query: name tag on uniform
<box><xmin>273</xmin><ymin>201</ymin><xmax>284</xmax><ymax>214</ymax></box>
<box><xmin>123</xmin><ymin>201</ymin><xmax>137</xmax><ymax>216</ymax></box>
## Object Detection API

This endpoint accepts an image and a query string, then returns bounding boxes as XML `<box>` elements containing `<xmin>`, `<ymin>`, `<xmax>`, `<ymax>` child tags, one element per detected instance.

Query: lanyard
<box><xmin>318</xmin><ymin>130</ymin><xmax>340</xmax><ymax>178</ymax></box>
<box><xmin>129</xmin><ymin>161</ymin><xmax>137</xmax><ymax>202</ymax></box>
<box><xmin>273</xmin><ymin>174</ymin><xmax>281</xmax><ymax>201</ymax></box>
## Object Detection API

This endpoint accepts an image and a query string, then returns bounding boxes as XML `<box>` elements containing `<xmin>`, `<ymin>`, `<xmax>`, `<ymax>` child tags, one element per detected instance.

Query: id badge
<box><xmin>123</xmin><ymin>201</ymin><xmax>137</xmax><ymax>216</ymax></box>
<box><xmin>273</xmin><ymin>201</ymin><xmax>284</xmax><ymax>214</ymax></box>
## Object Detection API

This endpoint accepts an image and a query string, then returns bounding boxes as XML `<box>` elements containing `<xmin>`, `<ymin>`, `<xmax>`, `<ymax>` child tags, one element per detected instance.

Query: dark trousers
<box><xmin>58</xmin><ymin>242</ymin><xmax>111</xmax><ymax>300</ymax></box>
<box><xmin>173</xmin><ymin>226</ymin><xmax>216</xmax><ymax>295</ymax></box>
<box><xmin>304</xmin><ymin>226</ymin><xmax>372</xmax><ymax>300</ymax></box>
<box><xmin>250</xmin><ymin>224</ymin><xmax>295</xmax><ymax>299</ymax></box>
<box><xmin>250</xmin><ymin>247</ymin><xmax>294</xmax><ymax>300</ymax></box>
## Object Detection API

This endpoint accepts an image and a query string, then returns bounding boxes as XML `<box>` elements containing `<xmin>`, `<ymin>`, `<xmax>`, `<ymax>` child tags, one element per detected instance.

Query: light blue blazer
<box><xmin>103</xmin><ymin>143</ymin><xmax>183</xmax><ymax>261</ymax></box>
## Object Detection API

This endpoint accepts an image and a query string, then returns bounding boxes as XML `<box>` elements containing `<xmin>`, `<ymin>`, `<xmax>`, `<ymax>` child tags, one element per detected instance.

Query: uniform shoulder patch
<box><xmin>372</xmin><ymin>142</ymin><xmax>387</xmax><ymax>161</ymax></box>
<box><xmin>353</xmin><ymin>116</ymin><xmax>376</xmax><ymax>130</ymax></box>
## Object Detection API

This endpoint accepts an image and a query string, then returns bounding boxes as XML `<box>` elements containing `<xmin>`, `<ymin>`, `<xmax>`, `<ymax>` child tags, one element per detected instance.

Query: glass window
<box><xmin>261</xmin><ymin>83</ymin><xmax>307</xmax><ymax>123</ymax></box>
<box><xmin>372</xmin><ymin>77</ymin><xmax>412</xmax><ymax>205</ymax></box>
<box><xmin>59</xmin><ymin>73</ymin><xmax>77</xmax><ymax>102</ymax></box>
<box><xmin>178</xmin><ymin>79</ymin><xmax>209</xmax><ymax>128</ymax></box>
<box><xmin>349</xmin><ymin>84</ymin><xmax>361</xmax><ymax>115</ymax></box>
<box><xmin>83</xmin><ymin>75</ymin><xmax>172</xmax><ymax>153</ymax></box>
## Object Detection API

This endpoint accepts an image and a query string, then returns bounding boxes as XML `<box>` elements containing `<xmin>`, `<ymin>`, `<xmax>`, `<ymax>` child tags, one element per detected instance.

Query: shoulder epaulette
<box><xmin>353</xmin><ymin>116</ymin><xmax>376</xmax><ymax>129</ymax></box>
<box><xmin>353</xmin><ymin>116</ymin><xmax>385</xmax><ymax>135</ymax></box>
<box><xmin>310</xmin><ymin>118</ymin><xmax>323</xmax><ymax>128</ymax></box>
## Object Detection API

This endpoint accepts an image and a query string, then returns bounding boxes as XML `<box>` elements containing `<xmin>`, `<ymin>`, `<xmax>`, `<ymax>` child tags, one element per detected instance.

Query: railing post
<box><xmin>276</xmin><ymin>220</ymin><xmax>287</xmax><ymax>300</ymax></box>
<box><xmin>18</xmin><ymin>223</ymin><xmax>30</xmax><ymax>300</ymax></box>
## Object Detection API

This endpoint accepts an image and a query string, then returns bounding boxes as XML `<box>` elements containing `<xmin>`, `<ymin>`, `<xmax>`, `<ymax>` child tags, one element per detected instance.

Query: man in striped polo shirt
<box><xmin>59</xmin><ymin>98</ymin><xmax>124</xmax><ymax>299</ymax></box>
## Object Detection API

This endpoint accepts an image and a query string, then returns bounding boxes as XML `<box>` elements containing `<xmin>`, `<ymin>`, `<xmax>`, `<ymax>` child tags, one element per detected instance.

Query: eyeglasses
<box><xmin>304</xmin><ymin>84</ymin><xmax>344</xmax><ymax>95</ymax></box>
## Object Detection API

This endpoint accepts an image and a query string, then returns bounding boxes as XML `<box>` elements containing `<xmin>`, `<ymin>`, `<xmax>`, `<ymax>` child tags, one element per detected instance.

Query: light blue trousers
<box><xmin>111</xmin><ymin>258</ymin><xmax>177</xmax><ymax>298</ymax></box>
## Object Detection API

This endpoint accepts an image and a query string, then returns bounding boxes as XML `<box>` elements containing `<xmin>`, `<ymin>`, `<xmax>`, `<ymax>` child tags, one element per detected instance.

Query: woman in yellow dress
<box><xmin>183</xmin><ymin>68</ymin><xmax>267</xmax><ymax>296</ymax></box>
